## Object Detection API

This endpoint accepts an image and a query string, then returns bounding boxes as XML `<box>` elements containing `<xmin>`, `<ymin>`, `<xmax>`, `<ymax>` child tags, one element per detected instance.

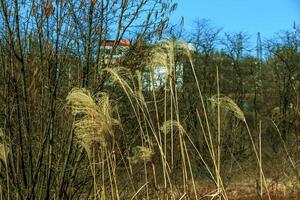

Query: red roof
<box><xmin>102</xmin><ymin>40</ymin><xmax>130</xmax><ymax>47</ymax></box>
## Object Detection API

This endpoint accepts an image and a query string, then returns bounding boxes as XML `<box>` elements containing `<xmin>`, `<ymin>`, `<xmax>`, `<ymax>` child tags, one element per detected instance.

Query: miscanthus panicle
<box><xmin>66</xmin><ymin>88</ymin><xmax>118</xmax><ymax>157</ymax></box>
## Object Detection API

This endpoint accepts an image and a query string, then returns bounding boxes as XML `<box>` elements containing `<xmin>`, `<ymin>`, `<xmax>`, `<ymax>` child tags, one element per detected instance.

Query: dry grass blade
<box><xmin>0</xmin><ymin>144</ymin><xmax>9</xmax><ymax>166</ymax></box>
<box><xmin>130</xmin><ymin>181</ymin><xmax>149</xmax><ymax>200</ymax></box>
<box><xmin>0</xmin><ymin>129</ymin><xmax>9</xmax><ymax>166</ymax></box>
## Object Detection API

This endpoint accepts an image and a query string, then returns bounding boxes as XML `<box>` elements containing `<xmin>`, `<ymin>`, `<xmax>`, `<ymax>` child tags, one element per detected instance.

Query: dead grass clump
<box><xmin>210</xmin><ymin>95</ymin><xmax>245</xmax><ymax>121</ymax></box>
<box><xmin>160</xmin><ymin>120</ymin><xmax>186</xmax><ymax>136</ymax></box>
<box><xmin>147</xmin><ymin>40</ymin><xmax>191</xmax><ymax>75</ymax></box>
<box><xmin>66</xmin><ymin>88</ymin><xmax>118</xmax><ymax>157</ymax></box>
<box><xmin>128</xmin><ymin>146</ymin><xmax>154</xmax><ymax>164</ymax></box>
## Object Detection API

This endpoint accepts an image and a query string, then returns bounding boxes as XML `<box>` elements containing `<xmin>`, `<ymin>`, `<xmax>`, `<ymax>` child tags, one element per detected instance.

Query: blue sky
<box><xmin>171</xmin><ymin>0</ymin><xmax>300</xmax><ymax>42</ymax></box>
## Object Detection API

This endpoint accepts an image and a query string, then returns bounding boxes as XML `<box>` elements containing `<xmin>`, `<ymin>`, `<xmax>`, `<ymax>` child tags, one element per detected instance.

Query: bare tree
<box><xmin>190</xmin><ymin>18</ymin><xmax>222</xmax><ymax>57</ymax></box>
<box><xmin>0</xmin><ymin>0</ymin><xmax>175</xmax><ymax>198</ymax></box>
<box><xmin>222</xmin><ymin>31</ymin><xmax>251</xmax><ymax>103</ymax></box>
<box><xmin>265</xmin><ymin>28</ymin><xmax>300</xmax><ymax>141</ymax></box>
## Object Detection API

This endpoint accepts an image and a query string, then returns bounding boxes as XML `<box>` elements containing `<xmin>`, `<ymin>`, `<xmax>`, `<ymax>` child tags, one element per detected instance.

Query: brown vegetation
<box><xmin>0</xmin><ymin>1</ymin><xmax>299</xmax><ymax>199</ymax></box>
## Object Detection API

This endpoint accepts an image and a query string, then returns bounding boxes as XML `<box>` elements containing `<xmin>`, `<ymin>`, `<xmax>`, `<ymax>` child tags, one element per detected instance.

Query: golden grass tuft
<box><xmin>128</xmin><ymin>146</ymin><xmax>154</xmax><ymax>164</ymax></box>
<box><xmin>66</xmin><ymin>88</ymin><xmax>118</xmax><ymax>157</ymax></box>
<box><xmin>0</xmin><ymin>129</ymin><xmax>9</xmax><ymax>166</ymax></box>
<box><xmin>0</xmin><ymin>144</ymin><xmax>8</xmax><ymax>165</ymax></box>
<box><xmin>160</xmin><ymin>120</ymin><xmax>186</xmax><ymax>136</ymax></box>
<box><xmin>210</xmin><ymin>95</ymin><xmax>245</xmax><ymax>121</ymax></box>
<box><xmin>147</xmin><ymin>40</ymin><xmax>191</xmax><ymax>75</ymax></box>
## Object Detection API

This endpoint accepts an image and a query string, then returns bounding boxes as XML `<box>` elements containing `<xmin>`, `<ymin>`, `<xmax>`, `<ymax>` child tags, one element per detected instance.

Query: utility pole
<box><xmin>293</xmin><ymin>21</ymin><xmax>299</xmax><ymax>50</ymax></box>
<box><xmin>256</xmin><ymin>32</ymin><xmax>262</xmax><ymax>79</ymax></box>
<box><xmin>255</xmin><ymin>32</ymin><xmax>263</xmax><ymax>199</ymax></box>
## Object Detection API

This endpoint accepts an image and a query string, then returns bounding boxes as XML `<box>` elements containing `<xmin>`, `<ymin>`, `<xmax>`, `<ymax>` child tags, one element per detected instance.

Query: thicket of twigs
<box><xmin>0</xmin><ymin>0</ymin><xmax>299</xmax><ymax>199</ymax></box>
